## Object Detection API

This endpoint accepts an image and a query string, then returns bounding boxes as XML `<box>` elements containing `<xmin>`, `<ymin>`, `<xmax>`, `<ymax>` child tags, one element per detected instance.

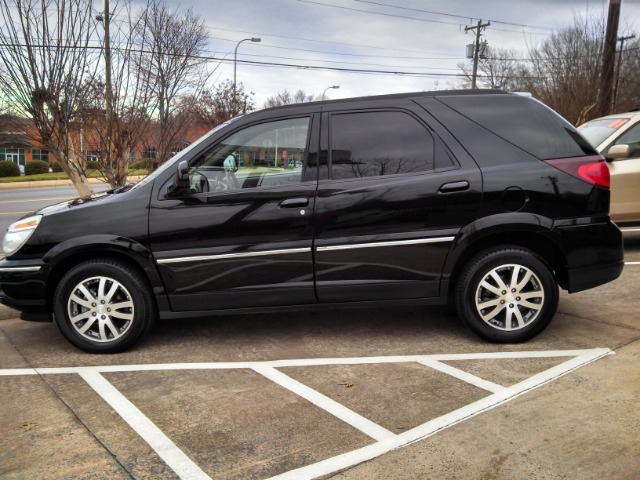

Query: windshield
<box><xmin>130</xmin><ymin>118</ymin><xmax>240</xmax><ymax>191</ymax></box>
<box><xmin>577</xmin><ymin>118</ymin><xmax>631</xmax><ymax>149</ymax></box>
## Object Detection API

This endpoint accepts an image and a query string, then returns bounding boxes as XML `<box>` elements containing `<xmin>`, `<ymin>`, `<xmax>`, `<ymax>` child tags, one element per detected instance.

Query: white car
<box><xmin>578</xmin><ymin>112</ymin><xmax>640</xmax><ymax>227</ymax></box>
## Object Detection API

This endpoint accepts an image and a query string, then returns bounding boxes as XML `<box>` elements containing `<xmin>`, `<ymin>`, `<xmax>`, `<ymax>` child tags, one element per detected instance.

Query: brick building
<box><xmin>0</xmin><ymin>114</ymin><xmax>211</xmax><ymax>172</ymax></box>
<box><xmin>0</xmin><ymin>115</ymin><xmax>49</xmax><ymax>171</ymax></box>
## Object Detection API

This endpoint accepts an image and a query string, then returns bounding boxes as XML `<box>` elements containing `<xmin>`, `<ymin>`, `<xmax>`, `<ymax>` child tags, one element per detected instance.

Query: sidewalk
<box><xmin>0</xmin><ymin>175</ymin><xmax>145</xmax><ymax>190</ymax></box>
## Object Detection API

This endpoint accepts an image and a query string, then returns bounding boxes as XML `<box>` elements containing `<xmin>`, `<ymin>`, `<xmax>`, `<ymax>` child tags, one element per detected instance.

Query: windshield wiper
<box><xmin>110</xmin><ymin>183</ymin><xmax>135</xmax><ymax>194</ymax></box>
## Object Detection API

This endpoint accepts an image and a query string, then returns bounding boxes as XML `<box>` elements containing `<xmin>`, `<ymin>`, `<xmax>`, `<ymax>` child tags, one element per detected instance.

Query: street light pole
<box><xmin>322</xmin><ymin>85</ymin><xmax>340</xmax><ymax>100</ymax></box>
<box><xmin>233</xmin><ymin>37</ymin><xmax>261</xmax><ymax>95</ymax></box>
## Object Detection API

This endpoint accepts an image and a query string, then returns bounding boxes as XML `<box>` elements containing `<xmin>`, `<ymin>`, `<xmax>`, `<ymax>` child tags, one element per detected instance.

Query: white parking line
<box><xmin>268</xmin><ymin>348</ymin><xmax>613</xmax><ymax>480</ymax></box>
<box><xmin>0</xmin><ymin>348</ymin><xmax>613</xmax><ymax>480</ymax></box>
<box><xmin>253</xmin><ymin>365</ymin><xmax>396</xmax><ymax>442</ymax></box>
<box><xmin>79</xmin><ymin>369</ymin><xmax>211</xmax><ymax>480</ymax></box>
<box><xmin>417</xmin><ymin>359</ymin><xmax>506</xmax><ymax>393</ymax></box>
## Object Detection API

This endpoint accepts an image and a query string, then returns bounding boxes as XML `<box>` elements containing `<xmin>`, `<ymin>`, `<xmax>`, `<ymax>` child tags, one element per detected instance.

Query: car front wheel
<box><xmin>456</xmin><ymin>247</ymin><xmax>559</xmax><ymax>343</ymax></box>
<box><xmin>53</xmin><ymin>259</ymin><xmax>156</xmax><ymax>353</ymax></box>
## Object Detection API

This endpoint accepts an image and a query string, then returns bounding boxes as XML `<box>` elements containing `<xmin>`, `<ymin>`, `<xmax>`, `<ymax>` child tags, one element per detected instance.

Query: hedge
<box><xmin>0</xmin><ymin>160</ymin><xmax>20</xmax><ymax>177</ymax></box>
<box><xmin>25</xmin><ymin>159</ymin><xmax>50</xmax><ymax>175</ymax></box>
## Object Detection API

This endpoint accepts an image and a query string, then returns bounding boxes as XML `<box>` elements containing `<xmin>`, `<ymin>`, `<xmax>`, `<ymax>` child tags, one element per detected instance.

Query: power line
<box><xmin>0</xmin><ymin>41</ymin><xmax>543</xmax><ymax>80</ymax></box>
<box><xmin>353</xmin><ymin>0</ymin><xmax>554</xmax><ymax>30</ymax></box>
<box><xmin>207</xmin><ymin>36</ymin><xmax>463</xmax><ymax>62</ymax></box>
<box><xmin>297</xmin><ymin>0</ymin><xmax>461</xmax><ymax>26</ymax></box>
<box><xmin>236</xmin><ymin>51</ymin><xmax>463</xmax><ymax>71</ymax></box>
<box><xmin>209</xmin><ymin>26</ymin><xmax>459</xmax><ymax>56</ymax></box>
<box><xmin>296</xmin><ymin>0</ymin><xmax>549</xmax><ymax>35</ymax></box>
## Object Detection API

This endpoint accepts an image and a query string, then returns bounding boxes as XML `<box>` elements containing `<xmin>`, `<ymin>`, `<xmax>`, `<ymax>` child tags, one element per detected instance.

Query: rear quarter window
<box><xmin>438</xmin><ymin>94</ymin><xmax>597</xmax><ymax>160</ymax></box>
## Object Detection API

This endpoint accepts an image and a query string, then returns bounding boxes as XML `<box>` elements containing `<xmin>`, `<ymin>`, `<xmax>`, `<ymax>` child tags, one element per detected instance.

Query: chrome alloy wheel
<box><xmin>67</xmin><ymin>276</ymin><xmax>135</xmax><ymax>343</ymax></box>
<box><xmin>474</xmin><ymin>263</ymin><xmax>545</xmax><ymax>331</ymax></box>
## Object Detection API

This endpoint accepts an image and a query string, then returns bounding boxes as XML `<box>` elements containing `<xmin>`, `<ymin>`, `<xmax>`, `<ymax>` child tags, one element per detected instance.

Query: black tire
<box><xmin>53</xmin><ymin>259</ymin><xmax>156</xmax><ymax>353</ymax></box>
<box><xmin>455</xmin><ymin>247</ymin><xmax>558</xmax><ymax>343</ymax></box>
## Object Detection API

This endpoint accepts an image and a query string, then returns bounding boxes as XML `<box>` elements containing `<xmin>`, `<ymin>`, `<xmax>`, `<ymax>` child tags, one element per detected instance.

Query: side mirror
<box><xmin>606</xmin><ymin>144</ymin><xmax>630</xmax><ymax>161</ymax></box>
<box><xmin>167</xmin><ymin>160</ymin><xmax>190</xmax><ymax>196</ymax></box>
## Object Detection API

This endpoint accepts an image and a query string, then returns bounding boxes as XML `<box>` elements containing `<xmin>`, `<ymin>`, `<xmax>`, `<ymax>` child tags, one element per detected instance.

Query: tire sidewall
<box><xmin>54</xmin><ymin>260</ymin><xmax>153</xmax><ymax>353</ymax></box>
<box><xmin>457</xmin><ymin>248</ymin><xmax>559</xmax><ymax>343</ymax></box>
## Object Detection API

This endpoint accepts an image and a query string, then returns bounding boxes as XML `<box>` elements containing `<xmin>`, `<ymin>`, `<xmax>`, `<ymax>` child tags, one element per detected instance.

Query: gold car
<box><xmin>579</xmin><ymin>113</ymin><xmax>640</xmax><ymax>227</ymax></box>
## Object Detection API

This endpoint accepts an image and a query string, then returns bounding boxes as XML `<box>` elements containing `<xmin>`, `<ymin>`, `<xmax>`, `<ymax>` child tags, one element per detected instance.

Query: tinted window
<box><xmin>189</xmin><ymin>117</ymin><xmax>310</xmax><ymax>193</ymax></box>
<box><xmin>439</xmin><ymin>94</ymin><xmax>597</xmax><ymax>160</ymax></box>
<box><xmin>330</xmin><ymin>111</ymin><xmax>435</xmax><ymax>180</ymax></box>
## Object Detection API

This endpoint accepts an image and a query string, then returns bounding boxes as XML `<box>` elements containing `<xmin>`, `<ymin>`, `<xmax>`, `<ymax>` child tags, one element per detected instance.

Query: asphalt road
<box><xmin>0</xmin><ymin>185</ymin><xmax>110</xmax><ymax>234</ymax></box>
<box><xmin>0</xmin><ymin>182</ymin><xmax>638</xmax><ymax>479</ymax></box>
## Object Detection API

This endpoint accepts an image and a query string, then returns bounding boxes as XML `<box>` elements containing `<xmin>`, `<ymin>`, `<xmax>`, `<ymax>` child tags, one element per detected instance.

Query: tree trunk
<box><xmin>115</xmin><ymin>146</ymin><xmax>131</xmax><ymax>186</ymax></box>
<box><xmin>67</xmin><ymin>167</ymin><xmax>95</xmax><ymax>197</ymax></box>
<box><xmin>51</xmin><ymin>142</ymin><xmax>95</xmax><ymax>197</ymax></box>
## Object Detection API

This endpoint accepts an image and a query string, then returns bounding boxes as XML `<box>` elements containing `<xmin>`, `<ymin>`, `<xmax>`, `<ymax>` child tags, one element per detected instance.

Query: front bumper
<box><xmin>0</xmin><ymin>259</ymin><xmax>49</xmax><ymax>321</ymax></box>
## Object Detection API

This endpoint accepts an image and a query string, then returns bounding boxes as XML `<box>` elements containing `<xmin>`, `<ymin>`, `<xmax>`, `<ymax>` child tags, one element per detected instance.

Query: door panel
<box><xmin>609</xmin><ymin>157</ymin><xmax>640</xmax><ymax>222</ymax></box>
<box><xmin>607</xmin><ymin>122</ymin><xmax>640</xmax><ymax>223</ymax></box>
<box><xmin>149</xmin><ymin>116</ymin><xmax>318</xmax><ymax>311</ymax></box>
<box><xmin>314</xmin><ymin>110</ymin><xmax>482</xmax><ymax>302</ymax></box>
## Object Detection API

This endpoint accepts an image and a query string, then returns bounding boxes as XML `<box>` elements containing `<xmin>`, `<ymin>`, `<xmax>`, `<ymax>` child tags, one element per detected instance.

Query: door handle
<box><xmin>279</xmin><ymin>197</ymin><xmax>309</xmax><ymax>208</ymax></box>
<box><xmin>439</xmin><ymin>181</ymin><xmax>469</xmax><ymax>193</ymax></box>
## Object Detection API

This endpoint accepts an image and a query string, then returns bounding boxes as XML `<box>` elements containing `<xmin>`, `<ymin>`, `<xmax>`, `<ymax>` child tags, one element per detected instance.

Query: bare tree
<box><xmin>77</xmin><ymin>0</ymin><xmax>159</xmax><ymax>187</ymax></box>
<box><xmin>519</xmin><ymin>15</ymin><xmax>605</xmax><ymax>125</ymax></box>
<box><xmin>133</xmin><ymin>0</ymin><xmax>211</xmax><ymax>163</ymax></box>
<box><xmin>0</xmin><ymin>0</ymin><xmax>100</xmax><ymax>196</ymax></box>
<box><xmin>189</xmin><ymin>79</ymin><xmax>255</xmax><ymax>128</ymax></box>
<box><xmin>612</xmin><ymin>36</ymin><xmax>640</xmax><ymax>114</ymax></box>
<box><xmin>457</xmin><ymin>47</ymin><xmax>522</xmax><ymax>91</ymax></box>
<box><xmin>264</xmin><ymin>89</ymin><xmax>315</xmax><ymax>109</ymax></box>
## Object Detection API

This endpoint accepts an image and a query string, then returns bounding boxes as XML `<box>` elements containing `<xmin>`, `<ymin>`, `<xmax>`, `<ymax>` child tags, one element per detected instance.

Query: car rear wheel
<box><xmin>53</xmin><ymin>259</ymin><xmax>156</xmax><ymax>353</ymax></box>
<box><xmin>456</xmin><ymin>247</ymin><xmax>558</xmax><ymax>343</ymax></box>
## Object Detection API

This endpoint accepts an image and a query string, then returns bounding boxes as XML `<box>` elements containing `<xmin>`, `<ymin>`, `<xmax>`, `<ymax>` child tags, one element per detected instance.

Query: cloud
<box><xmin>131</xmin><ymin>0</ymin><xmax>640</xmax><ymax>106</ymax></box>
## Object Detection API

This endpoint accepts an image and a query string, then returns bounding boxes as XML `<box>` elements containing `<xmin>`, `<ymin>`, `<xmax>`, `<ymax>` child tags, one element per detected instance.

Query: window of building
<box><xmin>32</xmin><ymin>149</ymin><xmax>50</xmax><ymax>162</ymax></box>
<box><xmin>0</xmin><ymin>148</ymin><xmax>26</xmax><ymax>167</ymax></box>
<box><xmin>86</xmin><ymin>150</ymin><xmax>101</xmax><ymax>162</ymax></box>
<box><xmin>143</xmin><ymin>147</ymin><xmax>157</xmax><ymax>159</ymax></box>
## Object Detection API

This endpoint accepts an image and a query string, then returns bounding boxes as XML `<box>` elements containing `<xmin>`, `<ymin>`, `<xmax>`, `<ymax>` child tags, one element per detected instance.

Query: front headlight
<box><xmin>2</xmin><ymin>215</ymin><xmax>42</xmax><ymax>256</ymax></box>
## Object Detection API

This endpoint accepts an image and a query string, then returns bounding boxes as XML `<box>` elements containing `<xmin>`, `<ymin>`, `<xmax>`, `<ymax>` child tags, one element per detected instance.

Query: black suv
<box><xmin>0</xmin><ymin>90</ymin><xmax>624</xmax><ymax>352</ymax></box>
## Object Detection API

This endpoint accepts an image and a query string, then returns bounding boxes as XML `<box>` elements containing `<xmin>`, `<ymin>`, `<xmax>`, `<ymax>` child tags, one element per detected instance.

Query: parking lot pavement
<box><xmin>1</xmin><ymin>244</ymin><xmax>639</xmax><ymax>479</ymax></box>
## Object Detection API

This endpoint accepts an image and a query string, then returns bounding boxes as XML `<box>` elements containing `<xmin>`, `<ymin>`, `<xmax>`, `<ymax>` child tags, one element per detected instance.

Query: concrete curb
<box><xmin>0</xmin><ymin>175</ymin><xmax>145</xmax><ymax>190</ymax></box>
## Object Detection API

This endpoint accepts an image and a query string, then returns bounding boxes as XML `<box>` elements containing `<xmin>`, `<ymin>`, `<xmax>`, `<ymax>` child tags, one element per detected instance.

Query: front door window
<box><xmin>188</xmin><ymin>117</ymin><xmax>311</xmax><ymax>193</ymax></box>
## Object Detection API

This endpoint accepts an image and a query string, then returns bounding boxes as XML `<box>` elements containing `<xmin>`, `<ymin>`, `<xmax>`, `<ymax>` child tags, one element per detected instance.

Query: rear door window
<box><xmin>329</xmin><ymin>111</ymin><xmax>444</xmax><ymax>180</ymax></box>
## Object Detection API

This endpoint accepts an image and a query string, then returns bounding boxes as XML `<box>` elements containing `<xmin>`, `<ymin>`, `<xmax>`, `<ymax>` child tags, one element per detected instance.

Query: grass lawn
<box><xmin>0</xmin><ymin>169</ymin><xmax>148</xmax><ymax>183</ymax></box>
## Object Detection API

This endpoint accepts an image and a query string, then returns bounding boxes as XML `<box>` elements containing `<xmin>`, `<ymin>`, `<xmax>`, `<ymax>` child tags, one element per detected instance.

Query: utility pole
<box><xmin>613</xmin><ymin>34</ymin><xmax>635</xmax><ymax>112</ymax></box>
<box><xmin>465</xmin><ymin>20</ymin><xmax>490</xmax><ymax>89</ymax></box>
<box><xmin>596</xmin><ymin>0</ymin><xmax>621</xmax><ymax>117</ymax></box>
<box><xmin>97</xmin><ymin>0</ymin><xmax>113</xmax><ymax>173</ymax></box>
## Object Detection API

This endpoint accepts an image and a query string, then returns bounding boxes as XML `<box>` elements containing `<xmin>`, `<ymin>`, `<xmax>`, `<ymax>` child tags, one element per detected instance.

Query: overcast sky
<box><xmin>130</xmin><ymin>0</ymin><xmax>640</xmax><ymax>106</ymax></box>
